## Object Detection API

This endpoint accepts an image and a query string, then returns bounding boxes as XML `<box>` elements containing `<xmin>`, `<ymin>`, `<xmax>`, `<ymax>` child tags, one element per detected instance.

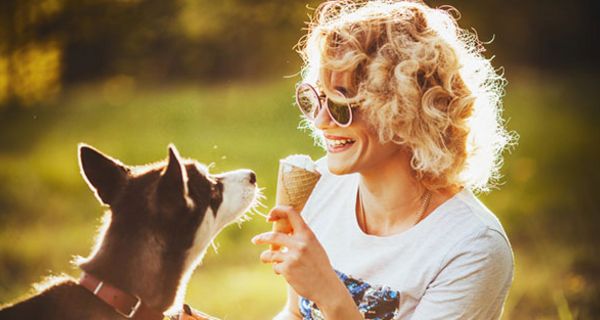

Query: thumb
<box><xmin>269</xmin><ymin>205</ymin><xmax>307</xmax><ymax>233</ymax></box>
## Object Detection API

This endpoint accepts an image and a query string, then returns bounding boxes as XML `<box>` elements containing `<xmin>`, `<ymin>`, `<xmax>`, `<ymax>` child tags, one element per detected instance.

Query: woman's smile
<box><xmin>324</xmin><ymin>134</ymin><xmax>356</xmax><ymax>153</ymax></box>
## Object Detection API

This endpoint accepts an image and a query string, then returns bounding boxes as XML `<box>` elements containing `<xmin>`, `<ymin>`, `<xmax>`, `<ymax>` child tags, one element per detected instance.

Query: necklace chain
<box><xmin>359</xmin><ymin>189</ymin><xmax>432</xmax><ymax>234</ymax></box>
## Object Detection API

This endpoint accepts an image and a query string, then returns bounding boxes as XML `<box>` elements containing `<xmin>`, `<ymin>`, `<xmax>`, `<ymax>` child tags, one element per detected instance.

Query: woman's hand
<box><xmin>251</xmin><ymin>205</ymin><xmax>339</xmax><ymax>304</ymax></box>
<box><xmin>252</xmin><ymin>205</ymin><xmax>364</xmax><ymax>319</ymax></box>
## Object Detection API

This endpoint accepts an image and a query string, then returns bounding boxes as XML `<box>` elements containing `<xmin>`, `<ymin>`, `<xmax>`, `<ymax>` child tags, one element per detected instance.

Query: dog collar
<box><xmin>79</xmin><ymin>272</ymin><xmax>165</xmax><ymax>320</ymax></box>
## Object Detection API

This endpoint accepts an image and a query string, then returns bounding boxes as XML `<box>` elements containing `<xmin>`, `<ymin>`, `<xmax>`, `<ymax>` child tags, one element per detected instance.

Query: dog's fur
<box><xmin>0</xmin><ymin>144</ymin><xmax>258</xmax><ymax>319</ymax></box>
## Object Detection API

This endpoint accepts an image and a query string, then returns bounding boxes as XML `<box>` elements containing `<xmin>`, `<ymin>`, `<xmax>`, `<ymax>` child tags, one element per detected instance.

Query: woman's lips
<box><xmin>324</xmin><ymin>134</ymin><xmax>356</xmax><ymax>153</ymax></box>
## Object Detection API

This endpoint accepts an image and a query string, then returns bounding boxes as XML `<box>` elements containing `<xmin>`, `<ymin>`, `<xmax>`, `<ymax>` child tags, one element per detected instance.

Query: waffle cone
<box><xmin>271</xmin><ymin>160</ymin><xmax>321</xmax><ymax>250</ymax></box>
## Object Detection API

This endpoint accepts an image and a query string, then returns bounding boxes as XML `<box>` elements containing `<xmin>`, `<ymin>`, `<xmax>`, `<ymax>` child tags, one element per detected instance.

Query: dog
<box><xmin>0</xmin><ymin>144</ymin><xmax>258</xmax><ymax>319</ymax></box>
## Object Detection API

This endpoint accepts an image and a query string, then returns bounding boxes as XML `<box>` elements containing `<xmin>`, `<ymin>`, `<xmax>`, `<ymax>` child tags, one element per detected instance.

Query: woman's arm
<box><xmin>272</xmin><ymin>285</ymin><xmax>301</xmax><ymax>320</ymax></box>
<box><xmin>411</xmin><ymin>229</ymin><xmax>514</xmax><ymax>320</ymax></box>
<box><xmin>253</xmin><ymin>206</ymin><xmax>363</xmax><ymax>320</ymax></box>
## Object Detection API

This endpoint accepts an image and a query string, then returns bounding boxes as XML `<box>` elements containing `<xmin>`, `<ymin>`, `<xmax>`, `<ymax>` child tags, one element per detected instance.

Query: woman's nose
<box><xmin>314</xmin><ymin>103</ymin><xmax>336</xmax><ymax>130</ymax></box>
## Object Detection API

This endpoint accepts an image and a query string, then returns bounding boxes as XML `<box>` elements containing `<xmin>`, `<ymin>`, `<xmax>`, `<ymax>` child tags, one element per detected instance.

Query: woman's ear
<box><xmin>78</xmin><ymin>143</ymin><xmax>129</xmax><ymax>206</ymax></box>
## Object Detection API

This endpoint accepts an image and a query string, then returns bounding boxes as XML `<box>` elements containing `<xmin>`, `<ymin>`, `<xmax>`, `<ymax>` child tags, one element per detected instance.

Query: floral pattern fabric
<box><xmin>299</xmin><ymin>270</ymin><xmax>400</xmax><ymax>320</ymax></box>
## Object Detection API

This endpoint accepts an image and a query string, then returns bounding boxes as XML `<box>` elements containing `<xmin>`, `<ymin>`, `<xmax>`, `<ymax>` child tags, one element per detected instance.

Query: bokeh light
<box><xmin>0</xmin><ymin>0</ymin><xmax>598</xmax><ymax>319</ymax></box>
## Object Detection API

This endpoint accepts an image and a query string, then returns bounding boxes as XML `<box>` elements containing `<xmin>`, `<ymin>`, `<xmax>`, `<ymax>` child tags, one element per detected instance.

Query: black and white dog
<box><xmin>0</xmin><ymin>144</ymin><xmax>258</xmax><ymax>319</ymax></box>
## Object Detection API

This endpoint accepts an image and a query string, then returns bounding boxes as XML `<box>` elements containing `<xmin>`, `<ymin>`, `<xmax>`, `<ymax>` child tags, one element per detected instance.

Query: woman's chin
<box><xmin>326</xmin><ymin>153</ymin><xmax>357</xmax><ymax>175</ymax></box>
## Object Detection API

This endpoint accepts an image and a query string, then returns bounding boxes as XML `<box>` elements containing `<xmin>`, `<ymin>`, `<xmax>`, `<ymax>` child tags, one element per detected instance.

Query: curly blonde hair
<box><xmin>298</xmin><ymin>0</ymin><xmax>515</xmax><ymax>192</ymax></box>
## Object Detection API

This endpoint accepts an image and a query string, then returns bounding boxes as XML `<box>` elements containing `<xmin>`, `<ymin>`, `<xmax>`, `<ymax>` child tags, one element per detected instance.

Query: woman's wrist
<box><xmin>314</xmin><ymin>272</ymin><xmax>363</xmax><ymax>320</ymax></box>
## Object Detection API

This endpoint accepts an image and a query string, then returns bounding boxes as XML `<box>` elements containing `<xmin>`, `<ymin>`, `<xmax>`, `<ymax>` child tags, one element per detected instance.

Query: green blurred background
<box><xmin>0</xmin><ymin>0</ymin><xmax>598</xmax><ymax>319</ymax></box>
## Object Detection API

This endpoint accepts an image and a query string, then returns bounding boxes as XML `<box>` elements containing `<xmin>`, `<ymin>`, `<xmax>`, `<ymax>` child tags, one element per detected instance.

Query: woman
<box><xmin>252</xmin><ymin>1</ymin><xmax>515</xmax><ymax>319</ymax></box>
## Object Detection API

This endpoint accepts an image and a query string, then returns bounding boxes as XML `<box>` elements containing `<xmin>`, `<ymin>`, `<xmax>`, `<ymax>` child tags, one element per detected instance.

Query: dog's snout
<box><xmin>219</xmin><ymin>169</ymin><xmax>256</xmax><ymax>184</ymax></box>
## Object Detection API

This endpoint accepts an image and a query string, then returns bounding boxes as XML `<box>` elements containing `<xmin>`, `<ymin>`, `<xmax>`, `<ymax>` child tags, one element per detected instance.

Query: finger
<box><xmin>259</xmin><ymin>249</ymin><xmax>287</xmax><ymax>264</ymax></box>
<box><xmin>269</xmin><ymin>208</ymin><xmax>294</xmax><ymax>250</ymax></box>
<box><xmin>267</xmin><ymin>205</ymin><xmax>292</xmax><ymax>222</ymax></box>
<box><xmin>272</xmin><ymin>217</ymin><xmax>293</xmax><ymax>234</ymax></box>
<box><xmin>251</xmin><ymin>232</ymin><xmax>295</xmax><ymax>248</ymax></box>
<box><xmin>269</xmin><ymin>205</ymin><xmax>308</xmax><ymax>232</ymax></box>
<box><xmin>266</xmin><ymin>206</ymin><xmax>284</xmax><ymax>222</ymax></box>
<box><xmin>272</xmin><ymin>262</ymin><xmax>285</xmax><ymax>275</ymax></box>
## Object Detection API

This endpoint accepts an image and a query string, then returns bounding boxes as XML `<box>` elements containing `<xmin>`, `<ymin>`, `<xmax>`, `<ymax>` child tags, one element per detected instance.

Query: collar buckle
<box><xmin>116</xmin><ymin>294</ymin><xmax>142</xmax><ymax>318</ymax></box>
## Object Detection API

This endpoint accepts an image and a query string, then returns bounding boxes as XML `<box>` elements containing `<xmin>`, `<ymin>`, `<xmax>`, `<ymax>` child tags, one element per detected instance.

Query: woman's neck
<box><xmin>357</xmin><ymin>150</ymin><xmax>455</xmax><ymax>236</ymax></box>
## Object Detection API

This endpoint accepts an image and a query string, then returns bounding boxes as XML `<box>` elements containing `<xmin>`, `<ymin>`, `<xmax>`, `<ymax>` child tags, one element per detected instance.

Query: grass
<box><xmin>0</xmin><ymin>73</ymin><xmax>598</xmax><ymax>318</ymax></box>
<box><xmin>0</xmin><ymin>77</ymin><xmax>321</xmax><ymax>318</ymax></box>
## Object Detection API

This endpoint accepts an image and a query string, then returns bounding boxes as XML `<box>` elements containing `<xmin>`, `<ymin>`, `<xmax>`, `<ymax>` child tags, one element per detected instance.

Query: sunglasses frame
<box><xmin>295</xmin><ymin>83</ymin><xmax>353</xmax><ymax>127</ymax></box>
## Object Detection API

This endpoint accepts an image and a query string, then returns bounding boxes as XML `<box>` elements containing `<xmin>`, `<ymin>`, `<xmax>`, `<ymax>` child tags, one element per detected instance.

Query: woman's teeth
<box><xmin>327</xmin><ymin>138</ymin><xmax>355</xmax><ymax>147</ymax></box>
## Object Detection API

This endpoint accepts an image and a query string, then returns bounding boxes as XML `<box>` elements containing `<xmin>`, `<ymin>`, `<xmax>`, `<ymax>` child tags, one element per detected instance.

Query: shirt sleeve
<box><xmin>411</xmin><ymin>228</ymin><xmax>514</xmax><ymax>320</ymax></box>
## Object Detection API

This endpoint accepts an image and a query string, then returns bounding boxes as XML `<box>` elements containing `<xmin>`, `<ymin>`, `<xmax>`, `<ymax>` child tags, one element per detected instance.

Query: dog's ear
<box><xmin>157</xmin><ymin>144</ymin><xmax>190</xmax><ymax>210</ymax></box>
<box><xmin>79</xmin><ymin>144</ymin><xmax>129</xmax><ymax>206</ymax></box>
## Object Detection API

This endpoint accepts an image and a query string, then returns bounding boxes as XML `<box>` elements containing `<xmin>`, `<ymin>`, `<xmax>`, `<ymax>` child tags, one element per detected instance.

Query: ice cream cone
<box><xmin>272</xmin><ymin>156</ymin><xmax>321</xmax><ymax>250</ymax></box>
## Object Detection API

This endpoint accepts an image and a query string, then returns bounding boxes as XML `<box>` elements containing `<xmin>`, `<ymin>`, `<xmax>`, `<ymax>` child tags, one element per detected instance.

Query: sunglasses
<box><xmin>295</xmin><ymin>83</ymin><xmax>354</xmax><ymax>127</ymax></box>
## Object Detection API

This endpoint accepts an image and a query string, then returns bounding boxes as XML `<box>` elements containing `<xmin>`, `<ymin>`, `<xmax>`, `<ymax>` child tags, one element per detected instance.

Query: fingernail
<box><xmin>251</xmin><ymin>236</ymin><xmax>259</xmax><ymax>244</ymax></box>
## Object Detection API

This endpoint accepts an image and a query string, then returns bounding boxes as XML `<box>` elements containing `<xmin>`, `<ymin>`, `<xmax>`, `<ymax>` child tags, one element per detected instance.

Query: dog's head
<box><xmin>77</xmin><ymin>144</ymin><xmax>258</xmax><ymax>308</ymax></box>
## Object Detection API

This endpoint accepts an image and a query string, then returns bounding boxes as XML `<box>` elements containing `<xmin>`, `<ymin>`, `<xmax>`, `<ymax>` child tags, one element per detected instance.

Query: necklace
<box><xmin>359</xmin><ymin>189</ymin><xmax>433</xmax><ymax>235</ymax></box>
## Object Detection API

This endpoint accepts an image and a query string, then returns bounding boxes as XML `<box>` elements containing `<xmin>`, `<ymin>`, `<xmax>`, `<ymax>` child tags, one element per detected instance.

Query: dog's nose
<box><xmin>249</xmin><ymin>171</ymin><xmax>257</xmax><ymax>185</ymax></box>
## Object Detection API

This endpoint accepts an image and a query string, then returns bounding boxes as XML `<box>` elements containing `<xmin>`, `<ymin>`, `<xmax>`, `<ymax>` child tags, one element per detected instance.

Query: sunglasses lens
<box><xmin>296</xmin><ymin>85</ymin><xmax>320</xmax><ymax>119</ymax></box>
<box><xmin>327</xmin><ymin>100</ymin><xmax>352</xmax><ymax>125</ymax></box>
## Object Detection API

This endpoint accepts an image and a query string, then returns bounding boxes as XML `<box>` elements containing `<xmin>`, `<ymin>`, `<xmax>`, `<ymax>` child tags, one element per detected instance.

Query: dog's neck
<box><xmin>79</xmin><ymin>227</ymin><xmax>188</xmax><ymax>312</ymax></box>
